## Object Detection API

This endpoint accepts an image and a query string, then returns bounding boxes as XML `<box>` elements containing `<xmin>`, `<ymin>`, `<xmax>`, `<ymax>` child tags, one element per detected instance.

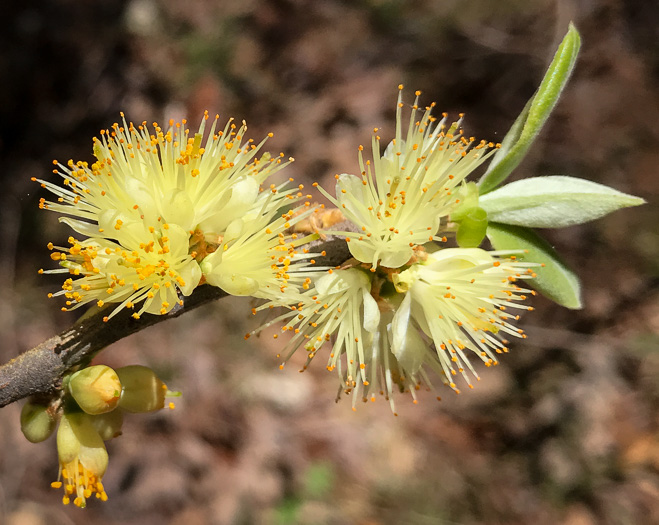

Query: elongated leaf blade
<box><xmin>487</xmin><ymin>222</ymin><xmax>582</xmax><ymax>309</ymax></box>
<box><xmin>480</xmin><ymin>176</ymin><xmax>645</xmax><ymax>227</ymax></box>
<box><xmin>478</xmin><ymin>23</ymin><xmax>581</xmax><ymax>195</ymax></box>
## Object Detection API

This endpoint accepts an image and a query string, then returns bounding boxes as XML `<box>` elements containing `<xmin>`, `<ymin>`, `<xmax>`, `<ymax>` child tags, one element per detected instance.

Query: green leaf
<box><xmin>478</xmin><ymin>23</ymin><xmax>581</xmax><ymax>195</ymax></box>
<box><xmin>480</xmin><ymin>176</ymin><xmax>645</xmax><ymax>228</ymax></box>
<box><xmin>486</xmin><ymin>222</ymin><xmax>582</xmax><ymax>309</ymax></box>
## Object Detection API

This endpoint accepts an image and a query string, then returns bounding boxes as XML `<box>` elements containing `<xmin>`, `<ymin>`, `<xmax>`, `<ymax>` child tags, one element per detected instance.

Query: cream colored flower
<box><xmin>43</xmin><ymin>223</ymin><xmax>200</xmax><ymax>320</ymax></box>
<box><xmin>250</xmin><ymin>267</ymin><xmax>378</xmax><ymax>380</ymax></box>
<box><xmin>391</xmin><ymin>248</ymin><xmax>536</xmax><ymax>391</ymax></box>
<box><xmin>315</xmin><ymin>87</ymin><xmax>499</xmax><ymax>269</ymax></box>
<box><xmin>253</xmin><ymin>248</ymin><xmax>535</xmax><ymax>413</ymax></box>
<box><xmin>200</xmin><ymin>200</ymin><xmax>320</xmax><ymax>299</ymax></box>
<box><xmin>35</xmin><ymin>112</ymin><xmax>303</xmax><ymax>318</ymax></box>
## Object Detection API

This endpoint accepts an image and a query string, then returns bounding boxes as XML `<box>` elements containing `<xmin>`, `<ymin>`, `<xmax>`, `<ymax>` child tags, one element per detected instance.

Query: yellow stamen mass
<box><xmin>52</xmin><ymin>461</ymin><xmax>108</xmax><ymax>508</ymax></box>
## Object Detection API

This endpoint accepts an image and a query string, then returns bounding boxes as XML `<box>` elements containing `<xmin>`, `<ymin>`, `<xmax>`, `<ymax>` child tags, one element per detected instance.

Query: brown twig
<box><xmin>0</xmin><ymin>285</ymin><xmax>226</xmax><ymax>408</ymax></box>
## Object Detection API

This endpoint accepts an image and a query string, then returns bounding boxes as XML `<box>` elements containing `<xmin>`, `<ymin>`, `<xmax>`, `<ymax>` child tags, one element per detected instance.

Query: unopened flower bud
<box><xmin>20</xmin><ymin>401</ymin><xmax>57</xmax><ymax>443</ymax></box>
<box><xmin>90</xmin><ymin>409</ymin><xmax>124</xmax><ymax>441</ymax></box>
<box><xmin>68</xmin><ymin>365</ymin><xmax>122</xmax><ymax>415</ymax></box>
<box><xmin>116</xmin><ymin>365</ymin><xmax>168</xmax><ymax>413</ymax></box>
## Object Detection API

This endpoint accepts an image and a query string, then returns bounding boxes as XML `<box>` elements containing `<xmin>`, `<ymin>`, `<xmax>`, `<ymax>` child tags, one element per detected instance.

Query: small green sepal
<box><xmin>450</xmin><ymin>182</ymin><xmax>480</xmax><ymax>222</ymax></box>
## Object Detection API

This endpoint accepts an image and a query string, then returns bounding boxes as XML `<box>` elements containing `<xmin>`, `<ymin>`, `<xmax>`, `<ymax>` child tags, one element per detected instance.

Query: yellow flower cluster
<box><xmin>38</xmin><ymin>91</ymin><xmax>536</xmax><ymax>417</ymax></box>
<box><xmin>36</xmin><ymin>112</ymin><xmax>316</xmax><ymax>320</ymax></box>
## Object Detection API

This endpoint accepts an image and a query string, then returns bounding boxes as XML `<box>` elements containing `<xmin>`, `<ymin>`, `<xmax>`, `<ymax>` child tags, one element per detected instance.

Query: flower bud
<box><xmin>20</xmin><ymin>401</ymin><xmax>57</xmax><ymax>443</ymax></box>
<box><xmin>116</xmin><ymin>365</ymin><xmax>167</xmax><ymax>413</ymax></box>
<box><xmin>68</xmin><ymin>365</ymin><xmax>122</xmax><ymax>415</ymax></box>
<box><xmin>90</xmin><ymin>409</ymin><xmax>124</xmax><ymax>441</ymax></box>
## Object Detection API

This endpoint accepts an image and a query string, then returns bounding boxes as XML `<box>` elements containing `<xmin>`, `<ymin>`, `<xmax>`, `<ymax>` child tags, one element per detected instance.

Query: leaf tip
<box><xmin>629</xmin><ymin>196</ymin><xmax>647</xmax><ymax>207</ymax></box>
<box><xmin>562</xmin><ymin>293</ymin><xmax>583</xmax><ymax>310</ymax></box>
<box><xmin>566</xmin><ymin>21</ymin><xmax>582</xmax><ymax>47</ymax></box>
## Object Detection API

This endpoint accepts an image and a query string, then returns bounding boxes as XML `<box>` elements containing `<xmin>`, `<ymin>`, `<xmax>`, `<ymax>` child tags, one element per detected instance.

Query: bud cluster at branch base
<box><xmin>20</xmin><ymin>364</ymin><xmax>178</xmax><ymax>508</ymax></box>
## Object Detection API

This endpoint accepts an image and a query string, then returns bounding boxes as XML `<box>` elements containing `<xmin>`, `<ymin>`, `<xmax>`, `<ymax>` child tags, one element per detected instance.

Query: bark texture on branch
<box><xmin>0</xmin><ymin>285</ymin><xmax>226</xmax><ymax>408</ymax></box>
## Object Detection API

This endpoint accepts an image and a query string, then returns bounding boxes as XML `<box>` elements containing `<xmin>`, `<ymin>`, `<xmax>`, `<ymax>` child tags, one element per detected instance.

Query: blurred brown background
<box><xmin>1</xmin><ymin>1</ymin><xmax>658</xmax><ymax>524</ymax></box>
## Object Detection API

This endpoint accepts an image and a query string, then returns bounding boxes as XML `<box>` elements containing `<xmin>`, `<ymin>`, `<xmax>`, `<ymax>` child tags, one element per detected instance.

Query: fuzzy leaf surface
<box><xmin>478</xmin><ymin>24</ymin><xmax>581</xmax><ymax>194</ymax></box>
<box><xmin>480</xmin><ymin>176</ymin><xmax>645</xmax><ymax>227</ymax></box>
